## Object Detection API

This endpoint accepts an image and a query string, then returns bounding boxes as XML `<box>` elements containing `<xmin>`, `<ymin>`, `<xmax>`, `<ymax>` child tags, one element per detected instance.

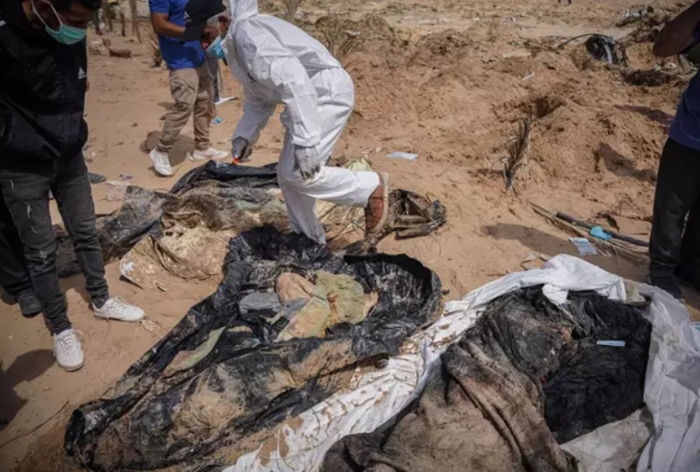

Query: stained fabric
<box><xmin>275</xmin><ymin>271</ymin><xmax>378</xmax><ymax>341</ymax></box>
<box><xmin>64</xmin><ymin>226</ymin><xmax>441</xmax><ymax>472</ymax></box>
<box><xmin>322</xmin><ymin>287</ymin><xmax>651</xmax><ymax>472</ymax></box>
<box><xmin>55</xmin><ymin>161</ymin><xmax>446</xmax><ymax>284</ymax></box>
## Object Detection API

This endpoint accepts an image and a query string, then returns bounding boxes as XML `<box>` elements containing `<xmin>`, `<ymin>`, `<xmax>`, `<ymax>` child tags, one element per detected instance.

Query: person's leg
<box><xmin>206</xmin><ymin>57</ymin><xmax>220</xmax><ymax>103</ymax></box>
<box><xmin>0</xmin><ymin>163</ymin><xmax>71</xmax><ymax>334</ymax></box>
<box><xmin>278</xmin><ymin>131</ymin><xmax>327</xmax><ymax>244</ymax></box>
<box><xmin>52</xmin><ymin>154</ymin><xmax>144</xmax><ymax>322</ymax></box>
<box><xmin>0</xmin><ymin>190</ymin><xmax>32</xmax><ymax>297</ymax></box>
<box><xmin>649</xmin><ymin>138</ymin><xmax>700</xmax><ymax>297</ymax></box>
<box><xmin>152</xmin><ymin>68</ymin><xmax>199</xmax><ymax>175</ymax></box>
<box><xmin>193</xmin><ymin>64</ymin><xmax>214</xmax><ymax>151</ymax></box>
<box><xmin>157</xmin><ymin>68</ymin><xmax>199</xmax><ymax>153</ymax></box>
<box><xmin>0</xmin><ymin>191</ymin><xmax>42</xmax><ymax>316</ymax></box>
<box><xmin>106</xmin><ymin>2</ymin><xmax>113</xmax><ymax>32</ymax></box>
<box><xmin>277</xmin><ymin>69</ymin><xmax>380</xmax><ymax>243</ymax></box>
<box><xmin>93</xmin><ymin>9</ymin><xmax>102</xmax><ymax>34</ymax></box>
<box><xmin>677</xmin><ymin>195</ymin><xmax>700</xmax><ymax>289</ymax></box>
<box><xmin>51</xmin><ymin>154</ymin><xmax>109</xmax><ymax>307</ymax></box>
<box><xmin>190</xmin><ymin>64</ymin><xmax>227</xmax><ymax>160</ymax></box>
<box><xmin>119</xmin><ymin>1</ymin><xmax>126</xmax><ymax>37</ymax></box>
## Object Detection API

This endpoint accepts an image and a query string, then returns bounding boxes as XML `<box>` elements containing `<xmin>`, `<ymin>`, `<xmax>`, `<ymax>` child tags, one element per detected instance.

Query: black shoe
<box><xmin>648</xmin><ymin>275</ymin><xmax>684</xmax><ymax>301</ymax></box>
<box><xmin>88</xmin><ymin>172</ymin><xmax>106</xmax><ymax>184</ymax></box>
<box><xmin>16</xmin><ymin>290</ymin><xmax>42</xmax><ymax>317</ymax></box>
<box><xmin>675</xmin><ymin>265</ymin><xmax>700</xmax><ymax>291</ymax></box>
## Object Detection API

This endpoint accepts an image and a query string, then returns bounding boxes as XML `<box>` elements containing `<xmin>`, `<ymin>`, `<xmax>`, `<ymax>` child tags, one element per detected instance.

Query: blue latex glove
<box><xmin>590</xmin><ymin>226</ymin><xmax>612</xmax><ymax>241</ymax></box>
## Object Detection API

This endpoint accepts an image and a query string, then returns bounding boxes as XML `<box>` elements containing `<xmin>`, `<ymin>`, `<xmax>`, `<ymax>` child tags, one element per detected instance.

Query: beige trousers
<box><xmin>157</xmin><ymin>65</ymin><xmax>215</xmax><ymax>153</ymax></box>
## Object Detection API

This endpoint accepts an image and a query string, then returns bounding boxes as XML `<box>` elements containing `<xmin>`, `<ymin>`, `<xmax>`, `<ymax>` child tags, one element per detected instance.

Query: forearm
<box><xmin>654</xmin><ymin>1</ymin><xmax>700</xmax><ymax>57</ymax></box>
<box><xmin>274</xmin><ymin>60</ymin><xmax>320</xmax><ymax>148</ymax></box>
<box><xmin>233</xmin><ymin>98</ymin><xmax>276</xmax><ymax>144</ymax></box>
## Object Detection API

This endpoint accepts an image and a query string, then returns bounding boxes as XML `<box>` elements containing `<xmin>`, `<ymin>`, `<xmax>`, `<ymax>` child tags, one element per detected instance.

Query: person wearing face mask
<box><xmin>200</xmin><ymin>4</ymin><xmax>390</xmax><ymax>245</ymax></box>
<box><xmin>0</xmin><ymin>0</ymin><xmax>145</xmax><ymax>372</ymax></box>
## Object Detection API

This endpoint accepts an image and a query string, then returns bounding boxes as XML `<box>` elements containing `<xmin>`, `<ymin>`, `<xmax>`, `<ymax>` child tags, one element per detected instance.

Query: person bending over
<box><xmin>204</xmin><ymin>0</ymin><xmax>389</xmax><ymax>244</ymax></box>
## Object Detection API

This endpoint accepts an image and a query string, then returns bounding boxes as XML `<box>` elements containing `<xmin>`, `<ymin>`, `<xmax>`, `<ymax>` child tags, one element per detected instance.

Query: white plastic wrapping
<box><xmin>225</xmin><ymin>255</ymin><xmax>700</xmax><ymax>472</ymax></box>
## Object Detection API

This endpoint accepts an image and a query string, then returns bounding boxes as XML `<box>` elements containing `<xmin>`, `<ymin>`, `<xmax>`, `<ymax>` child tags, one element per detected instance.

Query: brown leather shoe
<box><xmin>365</xmin><ymin>172</ymin><xmax>390</xmax><ymax>234</ymax></box>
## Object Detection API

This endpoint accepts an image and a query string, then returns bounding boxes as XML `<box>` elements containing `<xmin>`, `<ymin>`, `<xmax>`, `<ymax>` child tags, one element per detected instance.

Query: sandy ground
<box><xmin>2</xmin><ymin>0</ymin><xmax>700</xmax><ymax>470</ymax></box>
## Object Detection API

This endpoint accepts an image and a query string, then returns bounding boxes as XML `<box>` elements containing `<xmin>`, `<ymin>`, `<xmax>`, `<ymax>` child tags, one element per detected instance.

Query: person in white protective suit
<box><xmin>202</xmin><ymin>0</ymin><xmax>389</xmax><ymax>244</ymax></box>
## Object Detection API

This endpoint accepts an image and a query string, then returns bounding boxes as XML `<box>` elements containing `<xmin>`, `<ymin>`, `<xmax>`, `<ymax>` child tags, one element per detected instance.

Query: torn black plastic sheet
<box><xmin>64</xmin><ymin>226</ymin><xmax>441</xmax><ymax>471</ymax></box>
<box><xmin>56</xmin><ymin>161</ymin><xmax>447</xmax><ymax>278</ymax></box>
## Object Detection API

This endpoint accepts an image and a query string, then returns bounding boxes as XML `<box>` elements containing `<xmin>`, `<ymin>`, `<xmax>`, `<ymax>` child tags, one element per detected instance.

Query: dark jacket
<box><xmin>0</xmin><ymin>0</ymin><xmax>88</xmax><ymax>161</ymax></box>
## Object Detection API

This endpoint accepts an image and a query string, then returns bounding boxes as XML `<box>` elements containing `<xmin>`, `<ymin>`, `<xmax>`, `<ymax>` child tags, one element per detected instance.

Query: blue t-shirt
<box><xmin>670</xmin><ymin>30</ymin><xmax>700</xmax><ymax>151</ymax></box>
<box><xmin>149</xmin><ymin>0</ymin><xmax>205</xmax><ymax>70</ymax></box>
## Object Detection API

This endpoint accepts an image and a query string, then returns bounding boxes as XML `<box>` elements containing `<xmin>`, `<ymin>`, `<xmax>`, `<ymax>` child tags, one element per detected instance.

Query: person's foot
<box><xmin>190</xmin><ymin>147</ymin><xmax>228</xmax><ymax>161</ymax></box>
<box><xmin>365</xmin><ymin>172</ymin><xmax>390</xmax><ymax>234</ymax></box>
<box><xmin>53</xmin><ymin>329</ymin><xmax>85</xmax><ymax>372</ymax></box>
<box><xmin>149</xmin><ymin>149</ymin><xmax>173</xmax><ymax>176</ymax></box>
<box><xmin>88</xmin><ymin>171</ymin><xmax>106</xmax><ymax>184</ymax></box>
<box><xmin>648</xmin><ymin>274</ymin><xmax>684</xmax><ymax>301</ymax></box>
<box><xmin>16</xmin><ymin>290</ymin><xmax>42</xmax><ymax>317</ymax></box>
<box><xmin>93</xmin><ymin>297</ymin><xmax>145</xmax><ymax>322</ymax></box>
<box><xmin>675</xmin><ymin>265</ymin><xmax>700</xmax><ymax>293</ymax></box>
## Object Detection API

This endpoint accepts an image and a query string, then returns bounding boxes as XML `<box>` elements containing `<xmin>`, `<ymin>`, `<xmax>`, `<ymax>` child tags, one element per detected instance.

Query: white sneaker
<box><xmin>54</xmin><ymin>329</ymin><xmax>85</xmax><ymax>372</ymax></box>
<box><xmin>191</xmin><ymin>147</ymin><xmax>228</xmax><ymax>161</ymax></box>
<box><xmin>149</xmin><ymin>149</ymin><xmax>173</xmax><ymax>176</ymax></box>
<box><xmin>93</xmin><ymin>297</ymin><xmax>145</xmax><ymax>322</ymax></box>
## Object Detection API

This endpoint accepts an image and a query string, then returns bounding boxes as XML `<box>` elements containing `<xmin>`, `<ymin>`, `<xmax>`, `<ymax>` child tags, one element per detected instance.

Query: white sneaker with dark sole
<box><xmin>54</xmin><ymin>329</ymin><xmax>85</xmax><ymax>372</ymax></box>
<box><xmin>93</xmin><ymin>297</ymin><xmax>145</xmax><ymax>322</ymax></box>
<box><xmin>149</xmin><ymin>149</ymin><xmax>173</xmax><ymax>176</ymax></box>
<box><xmin>191</xmin><ymin>147</ymin><xmax>228</xmax><ymax>161</ymax></box>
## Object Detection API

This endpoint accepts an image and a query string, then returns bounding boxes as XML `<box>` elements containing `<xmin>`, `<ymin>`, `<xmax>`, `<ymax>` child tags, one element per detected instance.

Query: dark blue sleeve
<box><xmin>149</xmin><ymin>0</ymin><xmax>169</xmax><ymax>14</ymax></box>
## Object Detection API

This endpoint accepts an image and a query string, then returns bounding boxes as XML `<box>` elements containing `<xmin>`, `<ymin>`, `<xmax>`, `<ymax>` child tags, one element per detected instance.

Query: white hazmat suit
<box><xmin>223</xmin><ymin>0</ymin><xmax>380</xmax><ymax>244</ymax></box>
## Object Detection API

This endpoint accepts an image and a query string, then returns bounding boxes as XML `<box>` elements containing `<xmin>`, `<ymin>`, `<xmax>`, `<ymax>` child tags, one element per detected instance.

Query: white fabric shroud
<box><xmin>223</xmin><ymin>256</ymin><xmax>700</xmax><ymax>472</ymax></box>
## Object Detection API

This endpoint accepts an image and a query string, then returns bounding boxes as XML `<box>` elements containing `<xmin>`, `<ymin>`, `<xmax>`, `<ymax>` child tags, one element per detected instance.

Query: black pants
<box><xmin>0</xmin><ymin>191</ymin><xmax>31</xmax><ymax>296</ymax></box>
<box><xmin>649</xmin><ymin>138</ymin><xmax>700</xmax><ymax>279</ymax></box>
<box><xmin>0</xmin><ymin>153</ymin><xmax>109</xmax><ymax>334</ymax></box>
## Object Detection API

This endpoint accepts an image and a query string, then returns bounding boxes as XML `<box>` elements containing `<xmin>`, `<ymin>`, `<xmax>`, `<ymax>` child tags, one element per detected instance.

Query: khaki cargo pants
<box><xmin>157</xmin><ymin>64</ymin><xmax>215</xmax><ymax>153</ymax></box>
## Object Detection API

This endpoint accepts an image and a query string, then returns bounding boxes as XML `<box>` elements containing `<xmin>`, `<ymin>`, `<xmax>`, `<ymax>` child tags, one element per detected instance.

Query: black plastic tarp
<box><xmin>322</xmin><ymin>287</ymin><xmax>651</xmax><ymax>472</ymax></box>
<box><xmin>64</xmin><ymin>226</ymin><xmax>441</xmax><ymax>471</ymax></box>
<box><xmin>56</xmin><ymin>161</ymin><xmax>447</xmax><ymax>277</ymax></box>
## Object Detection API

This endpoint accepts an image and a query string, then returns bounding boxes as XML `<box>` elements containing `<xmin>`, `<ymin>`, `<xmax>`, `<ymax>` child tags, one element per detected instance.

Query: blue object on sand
<box><xmin>590</xmin><ymin>226</ymin><xmax>612</xmax><ymax>241</ymax></box>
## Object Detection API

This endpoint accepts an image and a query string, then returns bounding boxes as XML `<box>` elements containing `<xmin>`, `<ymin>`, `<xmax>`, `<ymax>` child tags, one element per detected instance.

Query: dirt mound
<box><xmin>410</xmin><ymin>30</ymin><xmax>474</xmax><ymax>65</ymax></box>
<box><xmin>314</xmin><ymin>14</ymin><xmax>395</xmax><ymax>41</ymax></box>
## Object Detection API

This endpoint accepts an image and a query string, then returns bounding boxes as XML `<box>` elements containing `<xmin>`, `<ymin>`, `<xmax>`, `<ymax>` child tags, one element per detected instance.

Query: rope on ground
<box><xmin>0</xmin><ymin>401</ymin><xmax>69</xmax><ymax>450</ymax></box>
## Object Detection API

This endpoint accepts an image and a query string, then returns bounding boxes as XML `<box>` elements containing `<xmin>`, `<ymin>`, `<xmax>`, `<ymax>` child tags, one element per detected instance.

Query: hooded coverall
<box><xmin>224</xmin><ymin>0</ymin><xmax>380</xmax><ymax>244</ymax></box>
